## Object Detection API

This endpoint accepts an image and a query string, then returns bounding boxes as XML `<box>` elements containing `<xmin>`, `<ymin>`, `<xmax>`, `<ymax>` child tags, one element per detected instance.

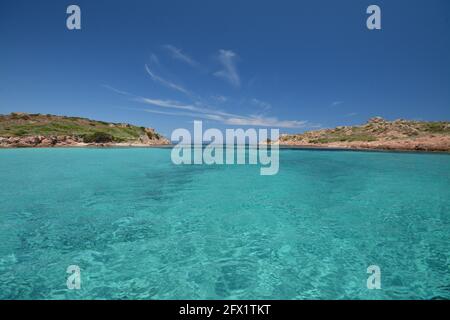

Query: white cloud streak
<box><xmin>144</xmin><ymin>64</ymin><xmax>190</xmax><ymax>95</ymax></box>
<box><xmin>214</xmin><ymin>49</ymin><xmax>240</xmax><ymax>88</ymax></box>
<box><xmin>212</xmin><ymin>95</ymin><xmax>228</xmax><ymax>103</ymax></box>
<box><xmin>251</xmin><ymin>98</ymin><xmax>272</xmax><ymax>111</ymax></box>
<box><xmin>149</xmin><ymin>53</ymin><xmax>160</xmax><ymax>66</ymax></box>
<box><xmin>331</xmin><ymin>101</ymin><xmax>344</xmax><ymax>107</ymax></box>
<box><xmin>136</xmin><ymin>96</ymin><xmax>308</xmax><ymax>128</ymax></box>
<box><xmin>163</xmin><ymin>45</ymin><xmax>198</xmax><ymax>67</ymax></box>
<box><xmin>104</xmin><ymin>84</ymin><xmax>310</xmax><ymax>128</ymax></box>
<box><xmin>101</xmin><ymin>84</ymin><xmax>132</xmax><ymax>96</ymax></box>
<box><xmin>223</xmin><ymin>116</ymin><xmax>307</xmax><ymax>128</ymax></box>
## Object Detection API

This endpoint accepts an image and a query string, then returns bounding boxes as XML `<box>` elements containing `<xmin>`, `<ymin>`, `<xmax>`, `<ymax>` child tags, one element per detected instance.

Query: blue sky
<box><xmin>1</xmin><ymin>0</ymin><xmax>449</xmax><ymax>135</ymax></box>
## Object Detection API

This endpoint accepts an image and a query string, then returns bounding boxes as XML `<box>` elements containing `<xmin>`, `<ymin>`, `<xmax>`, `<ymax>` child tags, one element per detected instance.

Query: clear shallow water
<box><xmin>0</xmin><ymin>148</ymin><xmax>449</xmax><ymax>300</ymax></box>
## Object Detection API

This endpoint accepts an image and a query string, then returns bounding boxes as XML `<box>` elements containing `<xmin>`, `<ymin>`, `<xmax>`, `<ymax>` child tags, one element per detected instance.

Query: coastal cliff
<box><xmin>280</xmin><ymin>117</ymin><xmax>450</xmax><ymax>152</ymax></box>
<box><xmin>0</xmin><ymin>112</ymin><xmax>170</xmax><ymax>148</ymax></box>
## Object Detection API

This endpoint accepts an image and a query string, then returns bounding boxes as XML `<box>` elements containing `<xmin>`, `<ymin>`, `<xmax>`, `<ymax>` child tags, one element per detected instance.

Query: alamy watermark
<box><xmin>366</xmin><ymin>5</ymin><xmax>381</xmax><ymax>30</ymax></box>
<box><xmin>66</xmin><ymin>5</ymin><xmax>81</xmax><ymax>30</ymax></box>
<box><xmin>367</xmin><ymin>265</ymin><xmax>381</xmax><ymax>289</ymax></box>
<box><xmin>171</xmin><ymin>121</ymin><xmax>279</xmax><ymax>175</ymax></box>
<box><xmin>66</xmin><ymin>265</ymin><xmax>81</xmax><ymax>290</ymax></box>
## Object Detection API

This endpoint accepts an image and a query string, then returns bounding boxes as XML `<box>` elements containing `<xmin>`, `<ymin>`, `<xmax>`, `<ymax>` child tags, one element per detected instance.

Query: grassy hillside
<box><xmin>0</xmin><ymin>112</ymin><xmax>163</xmax><ymax>142</ymax></box>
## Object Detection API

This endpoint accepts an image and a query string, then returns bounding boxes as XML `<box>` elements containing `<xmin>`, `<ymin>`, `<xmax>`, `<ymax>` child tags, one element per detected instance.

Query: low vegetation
<box><xmin>82</xmin><ymin>132</ymin><xmax>115</xmax><ymax>143</ymax></box>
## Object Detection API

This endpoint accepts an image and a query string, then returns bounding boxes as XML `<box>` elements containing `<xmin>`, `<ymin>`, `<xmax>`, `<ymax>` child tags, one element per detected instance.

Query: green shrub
<box><xmin>83</xmin><ymin>132</ymin><xmax>115</xmax><ymax>143</ymax></box>
<box><xmin>423</xmin><ymin>122</ymin><xmax>450</xmax><ymax>134</ymax></box>
<box><xmin>14</xmin><ymin>129</ymin><xmax>28</xmax><ymax>136</ymax></box>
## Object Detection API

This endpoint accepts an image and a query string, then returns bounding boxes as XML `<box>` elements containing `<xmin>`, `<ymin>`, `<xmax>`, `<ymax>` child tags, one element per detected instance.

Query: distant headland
<box><xmin>0</xmin><ymin>112</ymin><xmax>170</xmax><ymax>148</ymax></box>
<box><xmin>279</xmin><ymin>117</ymin><xmax>450</xmax><ymax>152</ymax></box>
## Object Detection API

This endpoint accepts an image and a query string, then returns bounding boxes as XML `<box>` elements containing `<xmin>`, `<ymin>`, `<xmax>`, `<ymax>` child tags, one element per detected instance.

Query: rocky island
<box><xmin>280</xmin><ymin>117</ymin><xmax>450</xmax><ymax>152</ymax></box>
<box><xmin>0</xmin><ymin>112</ymin><xmax>170</xmax><ymax>148</ymax></box>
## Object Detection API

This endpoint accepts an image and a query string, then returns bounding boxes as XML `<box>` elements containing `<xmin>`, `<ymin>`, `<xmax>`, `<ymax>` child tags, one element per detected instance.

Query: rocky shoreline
<box><xmin>0</xmin><ymin>135</ymin><xmax>170</xmax><ymax>148</ymax></box>
<box><xmin>279</xmin><ymin>136</ymin><xmax>450</xmax><ymax>152</ymax></box>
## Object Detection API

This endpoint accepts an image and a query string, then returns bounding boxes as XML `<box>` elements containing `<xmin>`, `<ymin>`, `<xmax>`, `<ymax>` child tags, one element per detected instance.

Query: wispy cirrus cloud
<box><xmin>144</xmin><ymin>64</ymin><xmax>191</xmax><ymax>95</ymax></box>
<box><xmin>135</xmin><ymin>97</ymin><xmax>212</xmax><ymax>114</ymax></box>
<box><xmin>163</xmin><ymin>45</ymin><xmax>198</xmax><ymax>67</ymax></box>
<box><xmin>136</xmin><ymin>96</ymin><xmax>237</xmax><ymax>118</ymax></box>
<box><xmin>105</xmin><ymin>47</ymin><xmax>313</xmax><ymax>129</ymax></box>
<box><xmin>149</xmin><ymin>53</ymin><xmax>160</xmax><ymax>65</ymax></box>
<box><xmin>223</xmin><ymin>116</ymin><xmax>308</xmax><ymax>128</ymax></box>
<box><xmin>251</xmin><ymin>98</ymin><xmax>272</xmax><ymax>111</ymax></box>
<box><xmin>214</xmin><ymin>49</ymin><xmax>240</xmax><ymax>88</ymax></box>
<box><xmin>331</xmin><ymin>101</ymin><xmax>344</xmax><ymax>107</ymax></box>
<box><xmin>104</xmin><ymin>84</ymin><xmax>311</xmax><ymax>128</ymax></box>
<box><xmin>101</xmin><ymin>84</ymin><xmax>132</xmax><ymax>96</ymax></box>
<box><xmin>211</xmin><ymin>95</ymin><xmax>228</xmax><ymax>103</ymax></box>
<box><xmin>136</xmin><ymin>96</ymin><xmax>308</xmax><ymax>128</ymax></box>
<box><xmin>141</xmin><ymin>107</ymin><xmax>308</xmax><ymax>128</ymax></box>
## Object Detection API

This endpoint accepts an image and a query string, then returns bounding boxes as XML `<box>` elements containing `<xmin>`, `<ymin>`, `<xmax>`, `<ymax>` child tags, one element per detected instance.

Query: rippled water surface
<box><xmin>0</xmin><ymin>148</ymin><xmax>449</xmax><ymax>299</ymax></box>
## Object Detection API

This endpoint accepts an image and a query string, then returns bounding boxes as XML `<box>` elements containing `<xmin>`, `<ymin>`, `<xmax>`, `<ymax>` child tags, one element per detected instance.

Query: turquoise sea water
<box><xmin>0</xmin><ymin>147</ymin><xmax>449</xmax><ymax>299</ymax></box>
